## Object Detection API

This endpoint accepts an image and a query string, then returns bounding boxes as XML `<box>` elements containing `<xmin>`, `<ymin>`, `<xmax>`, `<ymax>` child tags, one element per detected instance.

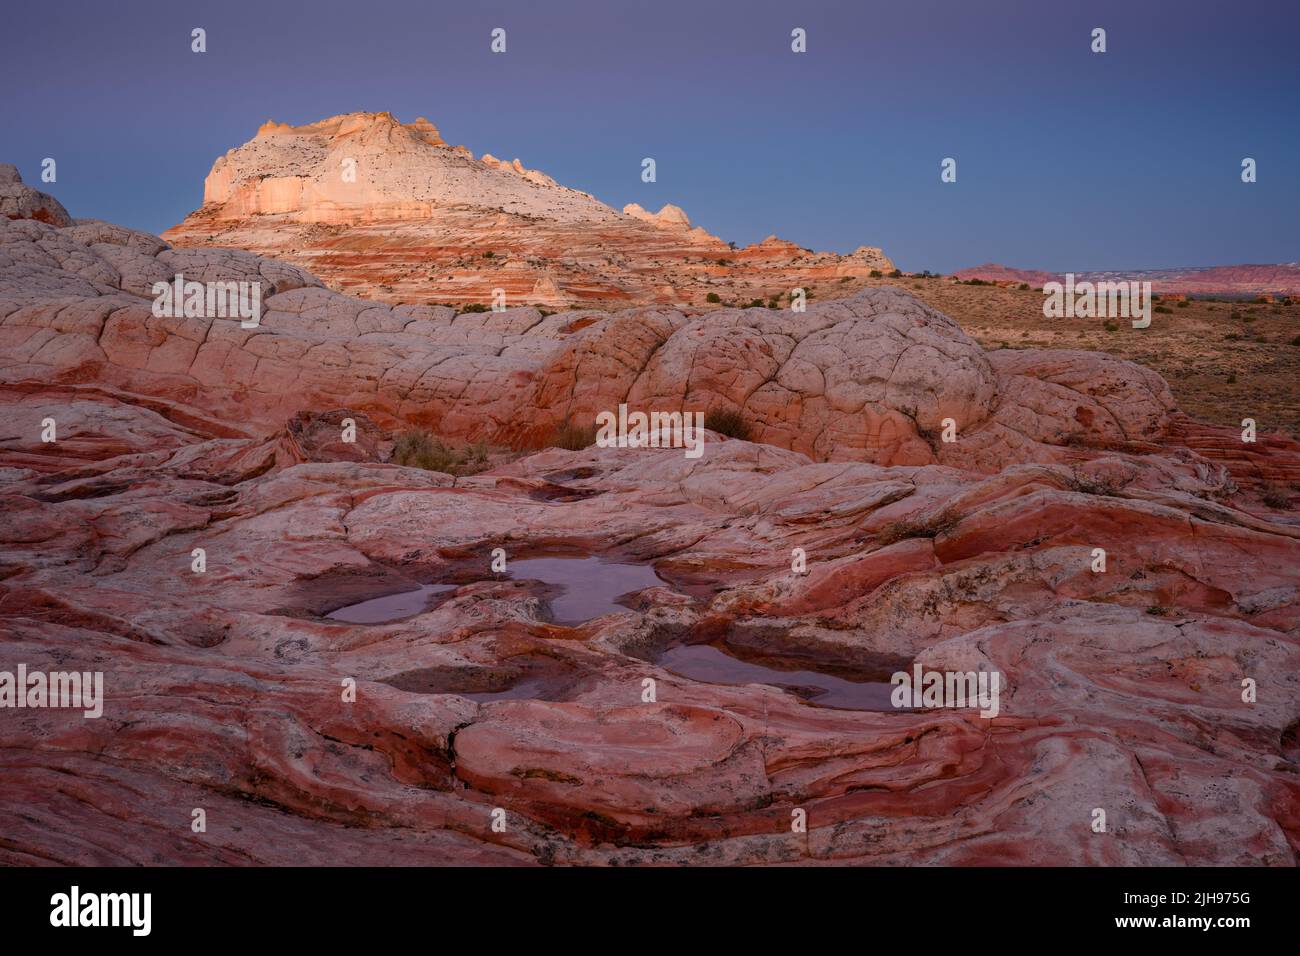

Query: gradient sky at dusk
<box><xmin>3</xmin><ymin>0</ymin><xmax>1297</xmax><ymax>272</ymax></box>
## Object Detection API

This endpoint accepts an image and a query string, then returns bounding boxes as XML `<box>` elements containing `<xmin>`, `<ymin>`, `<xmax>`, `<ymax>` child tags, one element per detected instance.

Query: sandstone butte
<box><xmin>162</xmin><ymin>111</ymin><xmax>895</xmax><ymax>309</ymax></box>
<box><xmin>3</xmin><ymin>162</ymin><xmax>1300</xmax><ymax>867</ymax></box>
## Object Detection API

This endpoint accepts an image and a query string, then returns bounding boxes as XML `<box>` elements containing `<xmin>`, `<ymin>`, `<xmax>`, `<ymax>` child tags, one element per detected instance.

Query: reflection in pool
<box><xmin>325</xmin><ymin>556</ymin><xmax>664</xmax><ymax>626</ymax></box>
<box><xmin>505</xmin><ymin>556</ymin><xmax>663</xmax><ymax>625</ymax></box>
<box><xmin>325</xmin><ymin>584</ymin><xmax>457</xmax><ymax>624</ymax></box>
<box><xmin>657</xmin><ymin>644</ymin><xmax>897</xmax><ymax>711</ymax></box>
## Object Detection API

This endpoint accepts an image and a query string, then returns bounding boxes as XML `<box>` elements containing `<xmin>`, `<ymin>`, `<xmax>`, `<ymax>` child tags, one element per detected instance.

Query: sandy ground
<box><xmin>784</xmin><ymin>276</ymin><xmax>1300</xmax><ymax>440</ymax></box>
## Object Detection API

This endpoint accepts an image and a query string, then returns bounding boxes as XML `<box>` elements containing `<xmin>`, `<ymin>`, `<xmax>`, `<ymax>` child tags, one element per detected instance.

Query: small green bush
<box><xmin>705</xmin><ymin>292</ymin><xmax>722</xmax><ymax>304</ymax></box>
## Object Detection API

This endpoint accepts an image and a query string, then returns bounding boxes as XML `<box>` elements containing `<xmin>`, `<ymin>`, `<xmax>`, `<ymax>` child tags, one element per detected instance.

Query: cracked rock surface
<box><xmin>2</xmin><ymin>188</ymin><xmax>1299</xmax><ymax>865</ymax></box>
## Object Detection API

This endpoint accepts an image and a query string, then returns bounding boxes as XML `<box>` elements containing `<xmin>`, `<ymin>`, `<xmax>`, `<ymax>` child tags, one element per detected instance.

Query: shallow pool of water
<box><xmin>506</xmin><ymin>556</ymin><xmax>664</xmax><ymax>625</ymax></box>
<box><xmin>326</xmin><ymin>556</ymin><xmax>664</xmax><ymax>626</ymax></box>
<box><xmin>325</xmin><ymin>584</ymin><xmax>458</xmax><ymax>624</ymax></box>
<box><xmin>657</xmin><ymin>644</ymin><xmax>897</xmax><ymax>711</ymax></box>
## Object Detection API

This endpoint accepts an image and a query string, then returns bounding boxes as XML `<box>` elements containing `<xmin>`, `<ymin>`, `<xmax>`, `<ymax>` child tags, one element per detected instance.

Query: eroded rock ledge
<box><xmin>2</xmin><ymin>184</ymin><xmax>1298</xmax><ymax>866</ymax></box>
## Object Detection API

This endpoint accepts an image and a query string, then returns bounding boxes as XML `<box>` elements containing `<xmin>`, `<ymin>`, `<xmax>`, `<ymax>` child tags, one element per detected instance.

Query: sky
<box><xmin>2</xmin><ymin>0</ymin><xmax>1297</xmax><ymax>273</ymax></box>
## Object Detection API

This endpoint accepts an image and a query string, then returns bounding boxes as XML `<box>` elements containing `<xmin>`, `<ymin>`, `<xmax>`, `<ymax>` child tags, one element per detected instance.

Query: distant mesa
<box><xmin>954</xmin><ymin>261</ymin><xmax>1300</xmax><ymax>296</ymax></box>
<box><xmin>164</xmin><ymin>111</ymin><xmax>895</xmax><ymax>308</ymax></box>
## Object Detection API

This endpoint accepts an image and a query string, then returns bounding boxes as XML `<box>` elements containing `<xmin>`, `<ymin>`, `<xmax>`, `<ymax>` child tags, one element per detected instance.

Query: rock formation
<box><xmin>1</xmin><ymin>163</ymin><xmax>72</xmax><ymax>227</ymax></box>
<box><xmin>3</xmin><ymin>172</ymin><xmax>1299</xmax><ymax>866</ymax></box>
<box><xmin>163</xmin><ymin>112</ymin><xmax>895</xmax><ymax>309</ymax></box>
<box><xmin>955</xmin><ymin>261</ymin><xmax>1300</xmax><ymax>297</ymax></box>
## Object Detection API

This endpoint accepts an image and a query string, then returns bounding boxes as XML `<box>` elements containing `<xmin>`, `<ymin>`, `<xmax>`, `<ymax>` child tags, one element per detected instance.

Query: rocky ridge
<box><xmin>3</xmin><ymin>171</ymin><xmax>1299</xmax><ymax>866</ymax></box>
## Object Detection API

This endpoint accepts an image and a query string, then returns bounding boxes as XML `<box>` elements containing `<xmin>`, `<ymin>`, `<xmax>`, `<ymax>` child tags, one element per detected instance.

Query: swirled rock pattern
<box><xmin>2</xmin><ymin>182</ymin><xmax>1298</xmax><ymax>866</ymax></box>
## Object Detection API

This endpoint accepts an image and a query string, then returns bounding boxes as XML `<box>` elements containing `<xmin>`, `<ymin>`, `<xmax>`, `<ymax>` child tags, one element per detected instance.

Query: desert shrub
<box><xmin>1019</xmin><ymin>283</ymin><xmax>1029</xmax><ymax>290</ymax></box>
<box><xmin>1146</xmin><ymin>605</ymin><xmax>1170</xmax><ymax>616</ymax></box>
<box><xmin>869</xmin><ymin>269</ymin><xmax>883</xmax><ymax>278</ymax></box>
<box><xmin>876</xmin><ymin>510</ymin><xmax>961</xmax><ymax>545</ymax></box>
<box><xmin>706</xmin><ymin>292</ymin><xmax>722</xmax><ymax>304</ymax></box>
<box><xmin>460</xmin><ymin>303</ymin><xmax>489</xmax><ymax>313</ymax></box>
<box><xmin>1067</xmin><ymin>469</ymin><xmax>1127</xmax><ymax>497</ymax></box>
<box><xmin>1290</xmin><ymin>334</ymin><xmax>1300</xmax><ymax>346</ymax></box>
<box><xmin>1230</xmin><ymin>310</ymin><xmax>1242</xmax><ymax>320</ymax></box>
<box><xmin>1242</xmin><ymin>313</ymin><xmax>1257</xmax><ymax>323</ymax></box>
<box><xmin>889</xmin><ymin>269</ymin><xmax>902</xmax><ymax>278</ymax></box>
<box><xmin>482</xmin><ymin>250</ymin><xmax>495</xmax><ymax>258</ymax></box>
<box><xmin>1227</xmin><ymin>373</ymin><xmax>1238</xmax><ymax>384</ymax></box>
<box><xmin>1177</xmin><ymin>300</ymin><xmax>1190</xmax><ymax>308</ymax></box>
<box><xmin>1260</xmin><ymin>482</ymin><xmax>1292</xmax><ymax>509</ymax></box>
<box><xmin>1103</xmin><ymin>320</ymin><xmax>1119</xmax><ymax>332</ymax></box>
<box><xmin>547</xmin><ymin>419</ymin><xmax>597</xmax><ymax>450</ymax></box>
<box><xmin>747</xmin><ymin>298</ymin><xmax>765</xmax><ymax>308</ymax></box>
<box><xmin>840</xmin><ymin>276</ymin><xmax>852</xmax><ymax>283</ymax></box>
<box><xmin>392</xmin><ymin>431</ymin><xmax>463</xmax><ymax>473</ymax></box>
<box><xmin>1154</xmin><ymin>305</ymin><xmax>1172</xmax><ymax>314</ymax></box>
<box><xmin>703</xmin><ymin>407</ymin><xmax>753</xmax><ymax>441</ymax></box>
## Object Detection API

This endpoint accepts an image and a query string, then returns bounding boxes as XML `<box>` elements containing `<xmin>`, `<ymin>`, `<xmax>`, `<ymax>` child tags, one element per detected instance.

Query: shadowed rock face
<box><xmin>162</xmin><ymin>111</ymin><xmax>894</xmax><ymax>309</ymax></box>
<box><xmin>3</xmin><ymin>190</ymin><xmax>1300</xmax><ymax>866</ymax></box>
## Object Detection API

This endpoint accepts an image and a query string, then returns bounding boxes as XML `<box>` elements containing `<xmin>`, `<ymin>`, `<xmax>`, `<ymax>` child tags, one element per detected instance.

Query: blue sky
<box><xmin>2</xmin><ymin>0</ymin><xmax>1296</xmax><ymax>272</ymax></box>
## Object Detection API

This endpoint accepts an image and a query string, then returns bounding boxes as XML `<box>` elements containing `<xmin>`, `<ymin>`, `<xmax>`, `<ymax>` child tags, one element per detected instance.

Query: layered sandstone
<box><xmin>3</xmin><ymin>179</ymin><xmax>1299</xmax><ymax>866</ymax></box>
<box><xmin>163</xmin><ymin>112</ymin><xmax>894</xmax><ymax>309</ymax></box>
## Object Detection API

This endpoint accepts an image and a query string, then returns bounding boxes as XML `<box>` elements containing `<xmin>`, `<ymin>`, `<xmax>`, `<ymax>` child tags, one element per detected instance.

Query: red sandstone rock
<box><xmin>162</xmin><ymin>111</ymin><xmax>894</xmax><ymax>309</ymax></box>
<box><xmin>2</xmin><ymin>192</ymin><xmax>1298</xmax><ymax>867</ymax></box>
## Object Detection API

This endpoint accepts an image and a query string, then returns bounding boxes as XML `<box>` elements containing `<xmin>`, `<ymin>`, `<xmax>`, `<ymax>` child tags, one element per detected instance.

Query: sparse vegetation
<box><xmin>876</xmin><ymin>509</ymin><xmax>962</xmax><ymax>545</ymax></box>
<box><xmin>703</xmin><ymin>407</ymin><xmax>753</xmax><ymax>441</ymax></box>
<box><xmin>459</xmin><ymin>303</ymin><xmax>489</xmax><ymax>313</ymax></box>
<box><xmin>1066</xmin><ymin>469</ymin><xmax>1127</xmax><ymax>497</ymax></box>
<box><xmin>391</xmin><ymin>431</ymin><xmax>491</xmax><ymax>476</ymax></box>
<box><xmin>1260</xmin><ymin>482</ymin><xmax>1293</xmax><ymax>509</ymax></box>
<box><xmin>870</xmin><ymin>269</ymin><xmax>883</xmax><ymax>278</ymax></box>
<box><xmin>705</xmin><ymin>292</ymin><xmax>722</xmax><ymax>304</ymax></box>
<box><xmin>547</xmin><ymin>418</ymin><xmax>597</xmax><ymax>450</ymax></box>
<box><xmin>1103</xmin><ymin>320</ymin><xmax>1119</xmax><ymax>332</ymax></box>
